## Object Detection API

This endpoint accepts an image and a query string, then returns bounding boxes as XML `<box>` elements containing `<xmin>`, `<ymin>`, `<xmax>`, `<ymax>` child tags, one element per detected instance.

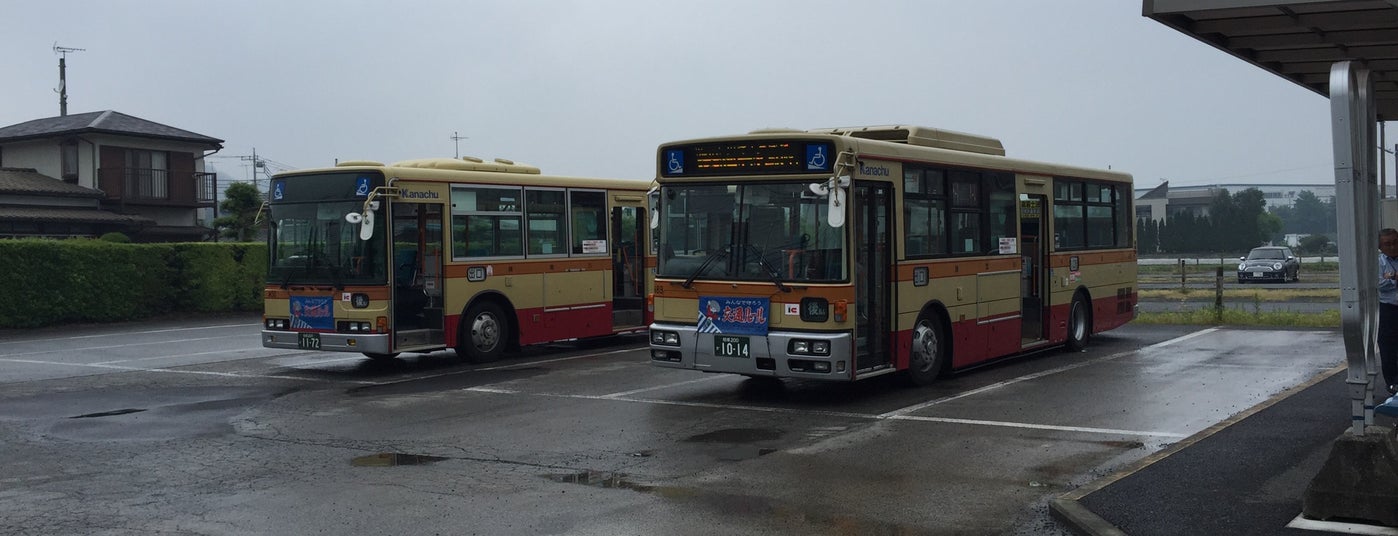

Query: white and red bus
<box><xmin>647</xmin><ymin>125</ymin><xmax>1135</xmax><ymax>384</ymax></box>
<box><xmin>261</xmin><ymin>156</ymin><xmax>653</xmax><ymax>362</ymax></box>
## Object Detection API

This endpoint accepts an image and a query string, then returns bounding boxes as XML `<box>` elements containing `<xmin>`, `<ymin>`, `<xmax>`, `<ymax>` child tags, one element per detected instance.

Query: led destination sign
<box><xmin>661</xmin><ymin>140</ymin><xmax>834</xmax><ymax>177</ymax></box>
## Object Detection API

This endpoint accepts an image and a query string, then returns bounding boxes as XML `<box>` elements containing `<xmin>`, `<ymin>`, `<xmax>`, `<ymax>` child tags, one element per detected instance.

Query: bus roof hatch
<box><xmin>810</xmin><ymin>125</ymin><xmax>1005</xmax><ymax>157</ymax></box>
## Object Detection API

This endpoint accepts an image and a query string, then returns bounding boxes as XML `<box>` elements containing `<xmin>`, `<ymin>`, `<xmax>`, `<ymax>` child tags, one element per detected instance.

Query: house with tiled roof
<box><xmin>0</xmin><ymin>167</ymin><xmax>153</xmax><ymax>238</ymax></box>
<box><xmin>0</xmin><ymin>110</ymin><xmax>224</xmax><ymax>241</ymax></box>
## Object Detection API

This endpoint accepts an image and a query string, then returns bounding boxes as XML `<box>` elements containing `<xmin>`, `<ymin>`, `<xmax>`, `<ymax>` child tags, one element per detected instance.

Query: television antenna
<box><xmin>52</xmin><ymin>42</ymin><xmax>85</xmax><ymax>116</ymax></box>
<box><xmin>450</xmin><ymin>131</ymin><xmax>469</xmax><ymax>158</ymax></box>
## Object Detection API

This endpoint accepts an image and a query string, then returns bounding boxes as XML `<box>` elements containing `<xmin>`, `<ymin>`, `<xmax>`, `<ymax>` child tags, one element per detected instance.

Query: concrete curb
<box><xmin>1049</xmin><ymin>364</ymin><xmax>1346</xmax><ymax>535</ymax></box>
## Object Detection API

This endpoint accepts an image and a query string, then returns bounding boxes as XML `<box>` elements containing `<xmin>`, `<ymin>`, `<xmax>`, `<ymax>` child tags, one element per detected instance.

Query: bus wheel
<box><xmin>905</xmin><ymin>312</ymin><xmax>945</xmax><ymax>386</ymax></box>
<box><xmin>1066</xmin><ymin>293</ymin><xmax>1091</xmax><ymax>352</ymax></box>
<box><xmin>363</xmin><ymin>352</ymin><xmax>400</xmax><ymax>360</ymax></box>
<box><xmin>458</xmin><ymin>301</ymin><xmax>507</xmax><ymax>363</ymax></box>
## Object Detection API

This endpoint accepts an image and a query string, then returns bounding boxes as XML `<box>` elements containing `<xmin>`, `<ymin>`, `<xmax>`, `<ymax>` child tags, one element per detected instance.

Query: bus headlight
<box><xmin>651</xmin><ymin>330</ymin><xmax>680</xmax><ymax>346</ymax></box>
<box><xmin>789</xmin><ymin>339</ymin><xmax>831</xmax><ymax>356</ymax></box>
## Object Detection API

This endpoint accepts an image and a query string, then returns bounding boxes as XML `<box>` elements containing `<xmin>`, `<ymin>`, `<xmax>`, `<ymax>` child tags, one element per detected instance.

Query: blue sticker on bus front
<box><xmin>665</xmin><ymin>149</ymin><xmax>684</xmax><ymax>174</ymax></box>
<box><xmin>355</xmin><ymin>176</ymin><xmax>371</xmax><ymax>197</ymax></box>
<box><xmin>696</xmin><ymin>296</ymin><xmax>769</xmax><ymax>336</ymax></box>
<box><xmin>806</xmin><ymin>144</ymin><xmax>830</xmax><ymax>171</ymax></box>
<box><xmin>272</xmin><ymin>180</ymin><xmax>285</xmax><ymax>201</ymax></box>
<box><xmin>289</xmin><ymin>296</ymin><xmax>334</xmax><ymax>330</ymax></box>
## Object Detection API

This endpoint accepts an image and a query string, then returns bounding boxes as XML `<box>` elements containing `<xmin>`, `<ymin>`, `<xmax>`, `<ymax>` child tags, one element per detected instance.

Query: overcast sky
<box><xmin>4</xmin><ymin>0</ymin><xmax>1393</xmax><ymax>189</ymax></box>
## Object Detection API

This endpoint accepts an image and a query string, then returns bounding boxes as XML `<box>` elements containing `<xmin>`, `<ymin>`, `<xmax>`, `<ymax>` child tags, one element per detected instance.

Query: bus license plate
<box><xmin>714</xmin><ymin>335</ymin><xmax>750</xmax><ymax>358</ymax></box>
<box><xmin>298</xmin><ymin>332</ymin><xmax>321</xmax><ymax>350</ymax></box>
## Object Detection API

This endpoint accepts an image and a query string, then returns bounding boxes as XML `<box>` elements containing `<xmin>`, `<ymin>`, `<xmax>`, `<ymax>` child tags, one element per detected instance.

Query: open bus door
<box><xmin>611</xmin><ymin>206</ymin><xmax>645</xmax><ymax>329</ymax></box>
<box><xmin>1019</xmin><ymin>194</ymin><xmax>1047</xmax><ymax>343</ymax></box>
<box><xmin>390</xmin><ymin>202</ymin><xmax>445</xmax><ymax>350</ymax></box>
<box><xmin>853</xmin><ymin>182</ymin><xmax>893</xmax><ymax>374</ymax></box>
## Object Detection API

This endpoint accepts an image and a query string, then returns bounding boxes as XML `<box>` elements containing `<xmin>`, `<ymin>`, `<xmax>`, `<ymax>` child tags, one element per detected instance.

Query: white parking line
<box><xmin>877</xmin><ymin>328</ymin><xmax>1221</xmax><ymax>419</ymax></box>
<box><xmin>886</xmin><ymin>415</ymin><xmax>1188</xmax><ymax>438</ymax></box>
<box><xmin>598</xmin><ymin>375</ymin><xmax>730</xmax><ymax>399</ymax></box>
<box><xmin>0</xmin><ymin>322</ymin><xmax>255</xmax><ymax>345</ymax></box>
<box><xmin>92</xmin><ymin>348</ymin><xmax>304</xmax><ymax>365</ymax></box>
<box><xmin>0</xmin><ymin>335</ymin><xmax>248</xmax><ymax>358</ymax></box>
<box><xmin>0</xmin><ymin>357</ymin><xmax>383</xmax><ymax>385</ymax></box>
<box><xmin>1287</xmin><ymin>514</ymin><xmax>1398</xmax><ymax>535</ymax></box>
<box><xmin>474</xmin><ymin>347</ymin><xmax>640</xmax><ymax>371</ymax></box>
<box><xmin>456</xmin><ymin>387</ymin><xmax>1187</xmax><ymax>438</ymax></box>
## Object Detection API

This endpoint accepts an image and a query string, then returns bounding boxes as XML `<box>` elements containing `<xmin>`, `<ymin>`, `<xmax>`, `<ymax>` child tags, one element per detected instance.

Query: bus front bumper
<box><xmin>648</xmin><ymin>323</ymin><xmax>854</xmax><ymax>380</ymax></box>
<box><xmin>262</xmin><ymin>330</ymin><xmax>393</xmax><ymax>354</ymax></box>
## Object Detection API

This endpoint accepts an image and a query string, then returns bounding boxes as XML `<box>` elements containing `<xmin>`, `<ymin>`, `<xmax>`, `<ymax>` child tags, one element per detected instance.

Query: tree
<box><xmin>1290</xmin><ymin>190</ymin><xmax>1335</xmax><ymax>235</ymax></box>
<box><xmin>1298</xmin><ymin>234</ymin><xmax>1331</xmax><ymax>255</ymax></box>
<box><xmin>213</xmin><ymin>182</ymin><xmax>264</xmax><ymax>242</ymax></box>
<box><xmin>1232</xmin><ymin>188</ymin><xmax>1271</xmax><ymax>250</ymax></box>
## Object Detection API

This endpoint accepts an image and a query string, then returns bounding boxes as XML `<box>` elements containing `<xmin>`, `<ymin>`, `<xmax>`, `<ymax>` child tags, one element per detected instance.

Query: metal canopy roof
<box><xmin>1143</xmin><ymin>0</ymin><xmax>1398</xmax><ymax>119</ymax></box>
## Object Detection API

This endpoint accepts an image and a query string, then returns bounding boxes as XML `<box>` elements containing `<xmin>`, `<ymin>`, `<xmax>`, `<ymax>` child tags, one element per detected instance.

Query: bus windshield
<box><xmin>657</xmin><ymin>182</ymin><xmax>845</xmax><ymax>283</ymax></box>
<box><xmin>267</xmin><ymin>201</ymin><xmax>388</xmax><ymax>287</ymax></box>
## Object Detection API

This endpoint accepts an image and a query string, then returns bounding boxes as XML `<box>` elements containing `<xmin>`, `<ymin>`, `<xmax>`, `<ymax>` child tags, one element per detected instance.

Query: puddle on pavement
<box><xmin>69</xmin><ymin>408</ymin><xmax>147</xmax><ymax>419</ymax></box>
<box><xmin>546</xmin><ymin>470</ymin><xmax>654</xmax><ymax>492</ymax></box>
<box><xmin>351</xmin><ymin>452</ymin><xmax>450</xmax><ymax>467</ymax></box>
<box><xmin>1096</xmin><ymin>440</ymin><xmax>1146</xmax><ymax>449</ymax></box>
<box><xmin>544</xmin><ymin>470</ymin><xmax>928</xmax><ymax>533</ymax></box>
<box><xmin>683</xmin><ymin>428</ymin><xmax>783</xmax><ymax>443</ymax></box>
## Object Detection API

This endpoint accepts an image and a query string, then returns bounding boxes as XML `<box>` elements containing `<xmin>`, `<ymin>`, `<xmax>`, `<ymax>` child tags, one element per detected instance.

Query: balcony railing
<box><xmin>97</xmin><ymin>167</ymin><xmax>216</xmax><ymax>208</ymax></box>
<box><xmin>194</xmin><ymin>172</ymin><xmax>216</xmax><ymax>203</ymax></box>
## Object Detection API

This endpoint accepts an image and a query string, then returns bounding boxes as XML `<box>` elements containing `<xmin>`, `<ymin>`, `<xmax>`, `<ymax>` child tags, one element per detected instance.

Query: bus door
<box><xmin>1019</xmin><ymin>194</ymin><xmax>1047</xmax><ymax>342</ymax></box>
<box><xmin>611</xmin><ymin>205</ymin><xmax>645</xmax><ymax>329</ymax></box>
<box><xmin>853</xmin><ymin>182</ymin><xmax>893</xmax><ymax>372</ymax></box>
<box><xmin>390</xmin><ymin>202</ymin><xmax>445</xmax><ymax>348</ymax></box>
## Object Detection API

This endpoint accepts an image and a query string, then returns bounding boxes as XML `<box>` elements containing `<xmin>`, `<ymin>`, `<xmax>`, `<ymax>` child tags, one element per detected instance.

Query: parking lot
<box><xmin>0</xmin><ymin>315</ymin><xmax>1342</xmax><ymax>535</ymax></box>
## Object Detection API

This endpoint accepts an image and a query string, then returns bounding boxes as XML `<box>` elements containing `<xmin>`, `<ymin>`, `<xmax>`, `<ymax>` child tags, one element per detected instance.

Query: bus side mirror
<box><xmin>648</xmin><ymin>186</ymin><xmax>660</xmax><ymax>229</ymax></box>
<box><xmin>345</xmin><ymin>200</ymin><xmax>380</xmax><ymax>240</ymax></box>
<box><xmin>345</xmin><ymin>211</ymin><xmax>376</xmax><ymax>240</ymax></box>
<box><xmin>808</xmin><ymin>175</ymin><xmax>850</xmax><ymax>228</ymax></box>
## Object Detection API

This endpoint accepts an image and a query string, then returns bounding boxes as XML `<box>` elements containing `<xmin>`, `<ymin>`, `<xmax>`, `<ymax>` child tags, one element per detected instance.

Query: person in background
<box><xmin>1378</xmin><ymin>228</ymin><xmax>1398</xmax><ymax>395</ymax></box>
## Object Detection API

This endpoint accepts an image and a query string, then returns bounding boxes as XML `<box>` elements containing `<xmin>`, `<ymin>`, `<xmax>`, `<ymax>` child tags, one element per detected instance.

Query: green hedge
<box><xmin>0</xmin><ymin>239</ymin><xmax>266</xmax><ymax>329</ymax></box>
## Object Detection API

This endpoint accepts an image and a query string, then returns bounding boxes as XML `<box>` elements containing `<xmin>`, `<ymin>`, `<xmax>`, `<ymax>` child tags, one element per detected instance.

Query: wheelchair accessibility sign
<box><xmin>355</xmin><ymin>176</ymin><xmax>371</xmax><ymax>197</ymax></box>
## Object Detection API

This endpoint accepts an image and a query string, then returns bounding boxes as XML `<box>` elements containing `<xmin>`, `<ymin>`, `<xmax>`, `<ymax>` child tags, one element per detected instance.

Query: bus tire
<box><xmin>363</xmin><ymin>352</ymin><xmax>400</xmax><ymax>360</ymax></box>
<box><xmin>458</xmin><ymin>301</ymin><xmax>507</xmax><ymax>363</ymax></box>
<box><xmin>1066</xmin><ymin>292</ymin><xmax>1091</xmax><ymax>352</ymax></box>
<box><xmin>905</xmin><ymin>311</ymin><xmax>946</xmax><ymax>386</ymax></box>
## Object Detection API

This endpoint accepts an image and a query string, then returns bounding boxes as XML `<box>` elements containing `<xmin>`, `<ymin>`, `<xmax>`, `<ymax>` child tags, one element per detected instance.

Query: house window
<box><xmin>62</xmin><ymin>141</ymin><xmax>79</xmax><ymax>182</ymax></box>
<box><xmin>125</xmin><ymin>149</ymin><xmax>168</xmax><ymax>199</ymax></box>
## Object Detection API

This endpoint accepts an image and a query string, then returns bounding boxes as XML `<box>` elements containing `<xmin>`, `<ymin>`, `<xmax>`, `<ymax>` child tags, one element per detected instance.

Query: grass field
<box><xmin>1135</xmin><ymin>263</ymin><xmax>1340</xmax><ymax>327</ymax></box>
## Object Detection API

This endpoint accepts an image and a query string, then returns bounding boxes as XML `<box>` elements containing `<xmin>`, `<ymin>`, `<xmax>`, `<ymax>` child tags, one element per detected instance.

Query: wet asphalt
<box><xmin>0</xmin><ymin>315</ymin><xmax>1347</xmax><ymax>535</ymax></box>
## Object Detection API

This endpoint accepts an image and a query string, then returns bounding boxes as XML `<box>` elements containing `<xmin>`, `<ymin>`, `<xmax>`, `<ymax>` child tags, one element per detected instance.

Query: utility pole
<box><xmin>450</xmin><ymin>131</ymin><xmax>468</xmax><ymax>158</ymax></box>
<box><xmin>239</xmin><ymin>148</ymin><xmax>265</xmax><ymax>190</ymax></box>
<box><xmin>53</xmin><ymin>42</ymin><xmax>85</xmax><ymax>116</ymax></box>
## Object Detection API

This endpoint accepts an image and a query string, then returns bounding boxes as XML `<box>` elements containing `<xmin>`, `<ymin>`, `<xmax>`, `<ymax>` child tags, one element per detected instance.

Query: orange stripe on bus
<box><xmin>894</xmin><ymin>257</ymin><xmax>1020</xmax><ymax>281</ymax></box>
<box><xmin>263</xmin><ymin>287</ymin><xmax>392</xmax><ymax>300</ymax></box>
<box><xmin>442</xmin><ymin>258</ymin><xmax>614</xmax><ymax>278</ymax></box>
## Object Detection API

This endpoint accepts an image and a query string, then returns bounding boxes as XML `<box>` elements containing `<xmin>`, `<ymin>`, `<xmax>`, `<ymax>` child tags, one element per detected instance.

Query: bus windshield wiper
<box><xmin>744</xmin><ymin>245</ymin><xmax>790</xmax><ymax>293</ymax></box>
<box><xmin>682</xmin><ymin>245</ymin><xmax>731</xmax><ymax>289</ymax></box>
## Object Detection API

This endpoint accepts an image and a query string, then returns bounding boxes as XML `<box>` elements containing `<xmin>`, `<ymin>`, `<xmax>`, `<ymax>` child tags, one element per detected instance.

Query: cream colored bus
<box><xmin>261</xmin><ymin>156</ymin><xmax>653</xmax><ymax>362</ymax></box>
<box><xmin>647</xmin><ymin>125</ymin><xmax>1135</xmax><ymax>384</ymax></box>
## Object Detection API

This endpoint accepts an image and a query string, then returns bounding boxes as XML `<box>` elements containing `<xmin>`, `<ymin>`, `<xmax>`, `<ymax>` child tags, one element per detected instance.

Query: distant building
<box><xmin>0</xmin><ymin>110</ymin><xmax>224</xmax><ymax>241</ymax></box>
<box><xmin>1133</xmin><ymin>181</ymin><xmax>1335</xmax><ymax>222</ymax></box>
